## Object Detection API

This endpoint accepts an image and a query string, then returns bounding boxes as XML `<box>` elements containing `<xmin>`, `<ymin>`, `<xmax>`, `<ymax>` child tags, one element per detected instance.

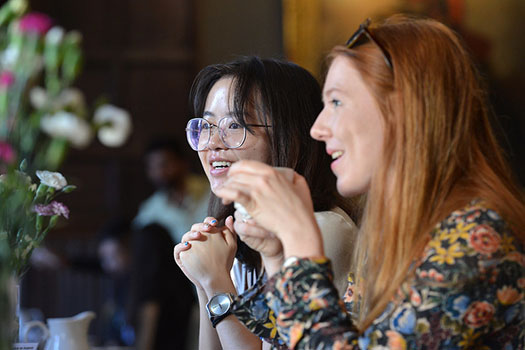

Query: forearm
<box><xmin>204</xmin><ymin>276</ymin><xmax>262</xmax><ymax>350</ymax></box>
<box><xmin>197</xmin><ymin>288</ymin><xmax>221</xmax><ymax>350</ymax></box>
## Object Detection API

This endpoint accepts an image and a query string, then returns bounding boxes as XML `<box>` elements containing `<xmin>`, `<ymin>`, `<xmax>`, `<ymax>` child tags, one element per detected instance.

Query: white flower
<box><xmin>94</xmin><ymin>104</ymin><xmax>132</xmax><ymax>147</ymax></box>
<box><xmin>45</xmin><ymin>26</ymin><xmax>65</xmax><ymax>46</ymax></box>
<box><xmin>2</xmin><ymin>45</ymin><xmax>20</xmax><ymax>68</ymax></box>
<box><xmin>40</xmin><ymin>111</ymin><xmax>93</xmax><ymax>148</ymax></box>
<box><xmin>29</xmin><ymin>86</ymin><xmax>49</xmax><ymax>109</ymax></box>
<box><xmin>36</xmin><ymin>170</ymin><xmax>67</xmax><ymax>190</ymax></box>
<box><xmin>9</xmin><ymin>0</ymin><xmax>28</xmax><ymax>16</ymax></box>
<box><xmin>57</xmin><ymin>88</ymin><xmax>85</xmax><ymax>110</ymax></box>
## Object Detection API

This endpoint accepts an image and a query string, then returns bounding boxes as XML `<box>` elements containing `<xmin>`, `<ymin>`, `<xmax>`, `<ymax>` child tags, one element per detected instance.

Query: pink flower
<box><xmin>0</xmin><ymin>141</ymin><xmax>16</xmax><ymax>163</ymax></box>
<box><xmin>463</xmin><ymin>301</ymin><xmax>495</xmax><ymax>328</ymax></box>
<box><xmin>33</xmin><ymin>201</ymin><xmax>69</xmax><ymax>219</ymax></box>
<box><xmin>0</xmin><ymin>71</ymin><xmax>15</xmax><ymax>88</ymax></box>
<box><xmin>18</xmin><ymin>12</ymin><xmax>53</xmax><ymax>35</ymax></box>
<box><xmin>468</xmin><ymin>224</ymin><xmax>501</xmax><ymax>256</ymax></box>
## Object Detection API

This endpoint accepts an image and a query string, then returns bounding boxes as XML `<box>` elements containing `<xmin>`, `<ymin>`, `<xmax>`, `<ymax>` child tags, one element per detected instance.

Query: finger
<box><xmin>190</xmin><ymin>222</ymin><xmax>213</xmax><ymax>232</ymax></box>
<box><xmin>225</xmin><ymin>215</ymin><xmax>235</xmax><ymax>233</ymax></box>
<box><xmin>228</xmin><ymin>160</ymin><xmax>273</xmax><ymax>177</ymax></box>
<box><xmin>234</xmin><ymin>221</ymin><xmax>274</xmax><ymax>240</ymax></box>
<box><xmin>173</xmin><ymin>242</ymin><xmax>191</xmax><ymax>265</ymax></box>
<box><xmin>221</xmin><ymin>226</ymin><xmax>237</xmax><ymax>247</ymax></box>
<box><xmin>215</xmin><ymin>185</ymin><xmax>251</xmax><ymax>206</ymax></box>
<box><xmin>203</xmin><ymin>217</ymin><xmax>219</xmax><ymax>226</ymax></box>
<box><xmin>181</xmin><ymin>230</ymin><xmax>203</xmax><ymax>243</ymax></box>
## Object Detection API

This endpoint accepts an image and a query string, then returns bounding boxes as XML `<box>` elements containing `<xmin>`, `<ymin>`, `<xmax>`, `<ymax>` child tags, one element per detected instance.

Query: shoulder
<box><xmin>418</xmin><ymin>200</ymin><xmax>524</xmax><ymax>285</ymax></box>
<box><xmin>314</xmin><ymin>207</ymin><xmax>357</xmax><ymax>238</ymax></box>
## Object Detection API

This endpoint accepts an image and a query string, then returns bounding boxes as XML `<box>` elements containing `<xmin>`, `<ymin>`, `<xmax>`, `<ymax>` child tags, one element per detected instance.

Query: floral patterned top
<box><xmin>232</xmin><ymin>201</ymin><xmax>525</xmax><ymax>349</ymax></box>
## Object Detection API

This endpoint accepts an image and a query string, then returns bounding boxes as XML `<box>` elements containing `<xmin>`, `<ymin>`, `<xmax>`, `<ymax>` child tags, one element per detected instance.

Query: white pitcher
<box><xmin>22</xmin><ymin>311</ymin><xmax>95</xmax><ymax>350</ymax></box>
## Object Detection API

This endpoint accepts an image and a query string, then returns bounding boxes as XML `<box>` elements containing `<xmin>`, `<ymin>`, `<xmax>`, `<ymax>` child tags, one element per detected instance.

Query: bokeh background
<box><xmin>6</xmin><ymin>0</ymin><xmax>523</xmax><ymax>346</ymax></box>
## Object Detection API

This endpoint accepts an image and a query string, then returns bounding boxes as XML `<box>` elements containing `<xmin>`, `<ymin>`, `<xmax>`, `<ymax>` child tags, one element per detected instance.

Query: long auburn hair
<box><xmin>331</xmin><ymin>15</ymin><xmax>525</xmax><ymax>330</ymax></box>
<box><xmin>189</xmin><ymin>56</ymin><xmax>357</xmax><ymax>267</ymax></box>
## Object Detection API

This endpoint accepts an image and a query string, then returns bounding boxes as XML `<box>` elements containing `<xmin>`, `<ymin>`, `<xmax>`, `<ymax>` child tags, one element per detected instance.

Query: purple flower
<box><xmin>0</xmin><ymin>141</ymin><xmax>16</xmax><ymax>163</ymax></box>
<box><xmin>33</xmin><ymin>201</ymin><xmax>69</xmax><ymax>219</ymax></box>
<box><xmin>0</xmin><ymin>71</ymin><xmax>15</xmax><ymax>88</ymax></box>
<box><xmin>18</xmin><ymin>12</ymin><xmax>53</xmax><ymax>35</ymax></box>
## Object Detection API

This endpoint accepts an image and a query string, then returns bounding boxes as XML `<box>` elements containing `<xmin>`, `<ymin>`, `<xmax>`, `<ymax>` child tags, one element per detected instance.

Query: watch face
<box><xmin>209</xmin><ymin>294</ymin><xmax>232</xmax><ymax>316</ymax></box>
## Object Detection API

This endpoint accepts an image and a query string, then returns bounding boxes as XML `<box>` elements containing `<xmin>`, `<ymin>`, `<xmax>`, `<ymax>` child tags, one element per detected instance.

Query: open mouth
<box><xmin>331</xmin><ymin>151</ymin><xmax>343</xmax><ymax>160</ymax></box>
<box><xmin>212</xmin><ymin>161</ymin><xmax>232</xmax><ymax>170</ymax></box>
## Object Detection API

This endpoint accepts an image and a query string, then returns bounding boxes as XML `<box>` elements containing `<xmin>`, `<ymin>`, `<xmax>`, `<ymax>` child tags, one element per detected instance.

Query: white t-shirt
<box><xmin>230</xmin><ymin>206</ymin><xmax>357</xmax><ymax>297</ymax></box>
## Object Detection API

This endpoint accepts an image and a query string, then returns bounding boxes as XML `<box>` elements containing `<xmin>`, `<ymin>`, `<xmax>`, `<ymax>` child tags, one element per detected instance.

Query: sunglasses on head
<box><xmin>346</xmin><ymin>18</ymin><xmax>393</xmax><ymax>71</ymax></box>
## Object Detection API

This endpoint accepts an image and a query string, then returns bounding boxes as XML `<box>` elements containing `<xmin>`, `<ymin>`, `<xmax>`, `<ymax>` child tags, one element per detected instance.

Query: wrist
<box><xmin>261</xmin><ymin>253</ymin><xmax>284</xmax><ymax>277</ymax></box>
<box><xmin>202</xmin><ymin>275</ymin><xmax>236</xmax><ymax>300</ymax></box>
<box><xmin>282</xmin><ymin>228</ymin><xmax>324</xmax><ymax>259</ymax></box>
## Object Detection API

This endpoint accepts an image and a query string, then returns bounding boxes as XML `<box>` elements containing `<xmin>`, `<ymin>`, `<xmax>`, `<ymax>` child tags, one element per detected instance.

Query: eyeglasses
<box><xmin>185</xmin><ymin>116</ymin><xmax>269</xmax><ymax>151</ymax></box>
<box><xmin>346</xmin><ymin>18</ymin><xmax>393</xmax><ymax>71</ymax></box>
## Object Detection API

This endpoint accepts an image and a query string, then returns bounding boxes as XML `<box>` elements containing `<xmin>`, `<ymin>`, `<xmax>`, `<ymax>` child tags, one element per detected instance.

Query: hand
<box><xmin>177</xmin><ymin>223</ymin><xmax>237</xmax><ymax>293</ymax></box>
<box><xmin>232</xmin><ymin>211</ymin><xmax>284</xmax><ymax>275</ymax></box>
<box><xmin>173</xmin><ymin>217</ymin><xmax>221</xmax><ymax>290</ymax></box>
<box><xmin>215</xmin><ymin>160</ymin><xmax>324</xmax><ymax>258</ymax></box>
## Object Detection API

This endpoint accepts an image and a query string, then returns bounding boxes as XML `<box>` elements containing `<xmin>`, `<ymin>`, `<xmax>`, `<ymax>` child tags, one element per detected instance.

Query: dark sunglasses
<box><xmin>346</xmin><ymin>18</ymin><xmax>393</xmax><ymax>71</ymax></box>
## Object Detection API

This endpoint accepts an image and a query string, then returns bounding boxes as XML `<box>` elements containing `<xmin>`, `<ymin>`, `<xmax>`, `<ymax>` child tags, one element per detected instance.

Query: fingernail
<box><xmin>203</xmin><ymin>223</ymin><xmax>210</xmax><ymax>229</ymax></box>
<box><xmin>210</xmin><ymin>219</ymin><xmax>217</xmax><ymax>224</ymax></box>
<box><xmin>184</xmin><ymin>242</ymin><xmax>189</xmax><ymax>246</ymax></box>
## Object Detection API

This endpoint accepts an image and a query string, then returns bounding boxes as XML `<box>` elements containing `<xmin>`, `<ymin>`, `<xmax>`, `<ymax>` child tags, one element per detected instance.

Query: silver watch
<box><xmin>206</xmin><ymin>293</ymin><xmax>234</xmax><ymax>328</ymax></box>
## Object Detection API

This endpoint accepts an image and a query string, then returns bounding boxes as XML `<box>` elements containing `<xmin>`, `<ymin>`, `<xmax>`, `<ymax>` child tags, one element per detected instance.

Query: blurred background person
<box><xmin>133</xmin><ymin>138</ymin><xmax>210</xmax><ymax>244</ymax></box>
<box><xmin>96</xmin><ymin>218</ymin><xmax>135</xmax><ymax>347</ymax></box>
<box><xmin>130</xmin><ymin>223</ymin><xmax>195</xmax><ymax>350</ymax></box>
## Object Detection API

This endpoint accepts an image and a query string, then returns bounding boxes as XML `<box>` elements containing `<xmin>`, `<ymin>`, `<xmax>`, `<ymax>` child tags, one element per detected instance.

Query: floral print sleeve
<box><xmin>233</xmin><ymin>202</ymin><xmax>525</xmax><ymax>349</ymax></box>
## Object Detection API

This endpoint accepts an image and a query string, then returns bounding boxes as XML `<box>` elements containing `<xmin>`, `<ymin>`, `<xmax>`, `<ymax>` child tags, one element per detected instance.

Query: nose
<box><xmin>206</xmin><ymin>125</ymin><xmax>226</xmax><ymax>150</ymax></box>
<box><xmin>310</xmin><ymin>107</ymin><xmax>331</xmax><ymax>141</ymax></box>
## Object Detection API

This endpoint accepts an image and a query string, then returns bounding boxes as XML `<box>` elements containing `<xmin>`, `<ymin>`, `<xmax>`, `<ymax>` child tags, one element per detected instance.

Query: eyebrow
<box><xmin>323</xmin><ymin>87</ymin><xmax>346</xmax><ymax>97</ymax></box>
<box><xmin>202</xmin><ymin>111</ymin><xmax>234</xmax><ymax>118</ymax></box>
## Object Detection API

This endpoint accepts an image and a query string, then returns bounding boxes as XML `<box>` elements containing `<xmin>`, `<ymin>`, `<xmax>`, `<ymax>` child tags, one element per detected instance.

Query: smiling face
<box><xmin>310</xmin><ymin>56</ymin><xmax>384</xmax><ymax>197</ymax></box>
<box><xmin>198</xmin><ymin>77</ymin><xmax>271</xmax><ymax>192</ymax></box>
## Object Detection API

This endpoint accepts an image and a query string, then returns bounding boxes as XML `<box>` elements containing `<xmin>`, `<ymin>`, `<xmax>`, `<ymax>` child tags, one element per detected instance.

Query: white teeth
<box><xmin>212</xmin><ymin>161</ymin><xmax>232</xmax><ymax>169</ymax></box>
<box><xmin>332</xmin><ymin>151</ymin><xmax>343</xmax><ymax>160</ymax></box>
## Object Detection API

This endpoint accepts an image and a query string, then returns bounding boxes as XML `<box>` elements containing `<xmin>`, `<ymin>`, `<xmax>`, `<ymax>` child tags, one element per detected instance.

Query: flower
<box><xmin>468</xmin><ymin>224</ymin><xmax>501</xmax><ymax>256</ymax></box>
<box><xmin>390</xmin><ymin>303</ymin><xmax>416</xmax><ymax>335</ymax></box>
<box><xmin>386</xmin><ymin>330</ymin><xmax>407</xmax><ymax>350</ymax></box>
<box><xmin>36</xmin><ymin>170</ymin><xmax>67</xmax><ymax>190</ymax></box>
<box><xmin>1</xmin><ymin>46</ymin><xmax>20</xmax><ymax>68</ymax></box>
<box><xmin>30</xmin><ymin>87</ymin><xmax>86</xmax><ymax>111</ymax></box>
<box><xmin>0</xmin><ymin>71</ymin><xmax>15</xmax><ymax>88</ymax></box>
<box><xmin>45</xmin><ymin>26</ymin><xmax>65</xmax><ymax>46</ymax></box>
<box><xmin>32</xmin><ymin>200</ymin><xmax>69</xmax><ymax>219</ymax></box>
<box><xmin>496</xmin><ymin>286</ymin><xmax>523</xmax><ymax>305</ymax></box>
<box><xmin>40</xmin><ymin>111</ymin><xmax>93</xmax><ymax>148</ymax></box>
<box><xmin>57</xmin><ymin>88</ymin><xmax>85</xmax><ymax>110</ymax></box>
<box><xmin>94</xmin><ymin>104</ymin><xmax>132</xmax><ymax>147</ymax></box>
<box><xmin>463</xmin><ymin>301</ymin><xmax>495</xmax><ymax>328</ymax></box>
<box><xmin>445</xmin><ymin>294</ymin><xmax>471</xmax><ymax>319</ymax></box>
<box><xmin>0</xmin><ymin>141</ymin><xmax>16</xmax><ymax>164</ymax></box>
<box><xmin>29</xmin><ymin>86</ymin><xmax>48</xmax><ymax>109</ymax></box>
<box><xmin>429</xmin><ymin>241</ymin><xmax>464</xmax><ymax>265</ymax></box>
<box><xmin>17</xmin><ymin>12</ymin><xmax>53</xmax><ymax>35</ymax></box>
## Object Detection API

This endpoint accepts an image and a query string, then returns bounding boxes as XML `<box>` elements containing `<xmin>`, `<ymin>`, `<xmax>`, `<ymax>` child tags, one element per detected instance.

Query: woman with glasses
<box><xmin>173</xmin><ymin>56</ymin><xmax>358</xmax><ymax>349</ymax></box>
<box><xmin>215</xmin><ymin>16</ymin><xmax>525</xmax><ymax>349</ymax></box>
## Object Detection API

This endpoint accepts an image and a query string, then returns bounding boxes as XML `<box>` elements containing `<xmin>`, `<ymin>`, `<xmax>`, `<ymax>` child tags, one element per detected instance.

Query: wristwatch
<box><xmin>206</xmin><ymin>293</ymin><xmax>234</xmax><ymax>328</ymax></box>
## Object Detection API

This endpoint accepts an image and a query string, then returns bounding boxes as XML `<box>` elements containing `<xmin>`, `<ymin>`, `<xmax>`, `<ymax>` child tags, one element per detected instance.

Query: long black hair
<box><xmin>189</xmin><ymin>56</ymin><xmax>349</xmax><ymax>268</ymax></box>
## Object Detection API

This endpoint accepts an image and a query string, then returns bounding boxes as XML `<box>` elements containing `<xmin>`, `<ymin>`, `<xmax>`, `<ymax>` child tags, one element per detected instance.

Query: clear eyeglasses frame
<box><xmin>185</xmin><ymin>116</ymin><xmax>269</xmax><ymax>151</ymax></box>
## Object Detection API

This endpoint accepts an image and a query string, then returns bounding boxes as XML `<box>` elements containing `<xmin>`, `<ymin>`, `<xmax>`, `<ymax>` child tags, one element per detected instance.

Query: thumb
<box><xmin>223</xmin><ymin>216</ymin><xmax>237</xmax><ymax>246</ymax></box>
